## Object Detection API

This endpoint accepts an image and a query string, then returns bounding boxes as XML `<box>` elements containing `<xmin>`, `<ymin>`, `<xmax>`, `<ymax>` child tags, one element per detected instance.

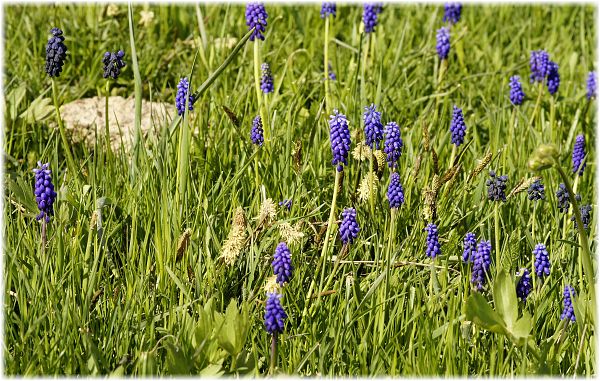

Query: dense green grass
<box><xmin>3</xmin><ymin>3</ymin><xmax>597</xmax><ymax>376</ymax></box>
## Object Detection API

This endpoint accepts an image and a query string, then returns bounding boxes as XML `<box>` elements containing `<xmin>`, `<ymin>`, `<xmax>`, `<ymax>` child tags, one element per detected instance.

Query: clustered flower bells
<box><xmin>33</xmin><ymin>162</ymin><xmax>57</xmax><ymax>222</ymax></box>
<box><xmin>329</xmin><ymin>110</ymin><xmax>351</xmax><ymax>172</ymax></box>
<box><xmin>462</xmin><ymin>232</ymin><xmax>476</xmax><ymax>262</ymax></box>
<box><xmin>264</xmin><ymin>293</ymin><xmax>287</xmax><ymax>334</ymax></box>
<box><xmin>320</xmin><ymin>2</ymin><xmax>336</xmax><ymax>18</ymax></box>
<box><xmin>272</xmin><ymin>242</ymin><xmax>293</xmax><ymax>285</ymax></box>
<box><xmin>260</xmin><ymin>63</ymin><xmax>274</xmax><ymax>94</ymax></box>
<box><xmin>245</xmin><ymin>3</ymin><xmax>268</xmax><ymax>41</ymax></box>
<box><xmin>516</xmin><ymin>268</ymin><xmax>532</xmax><ymax>302</ymax></box>
<box><xmin>572</xmin><ymin>134</ymin><xmax>586</xmax><ymax>176</ymax></box>
<box><xmin>339</xmin><ymin>208</ymin><xmax>360</xmax><ymax>245</ymax></box>
<box><xmin>529</xmin><ymin>50</ymin><xmax>550</xmax><ymax>83</ymax></box>
<box><xmin>546</xmin><ymin>61</ymin><xmax>560</xmax><ymax>95</ymax></box>
<box><xmin>102</xmin><ymin>50</ymin><xmax>126</xmax><ymax>80</ymax></box>
<box><xmin>509</xmin><ymin>76</ymin><xmax>525</xmax><ymax>106</ymax></box>
<box><xmin>555</xmin><ymin>183</ymin><xmax>580</xmax><ymax>213</ymax></box>
<box><xmin>175</xmin><ymin>77</ymin><xmax>194</xmax><ymax>116</ymax></box>
<box><xmin>587</xmin><ymin>71</ymin><xmax>597</xmax><ymax>100</ymax></box>
<box><xmin>533</xmin><ymin>243</ymin><xmax>550</xmax><ymax>278</ymax></box>
<box><xmin>45</xmin><ymin>27</ymin><xmax>68</xmax><ymax>77</ymax></box>
<box><xmin>363</xmin><ymin>104</ymin><xmax>383</xmax><ymax>150</ymax></box>
<box><xmin>362</xmin><ymin>3</ymin><xmax>383</xmax><ymax>33</ymax></box>
<box><xmin>251</xmin><ymin>115</ymin><xmax>264</xmax><ymax>146</ymax></box>
<box><xmin>527</xmin><ymin>178</ymin><xmax>545</xmax><ymax>202</ymax></box>
<box><xmin>436</xmin><ymin>27</ymin><xmax>450</xmax><ymax>60</ymax></box>
<box><xmin>572</xmin><ymin>204</ymin><xmax>592</xmax><ymax>230</ymax></box>
<box><xmin>424</xmin><ymin>223</ymin><xmax>440</xmax><ymax>259</ymax></box>
<box><xmin>443</xmin><ymin>3</ymin><xmax>462</xmax><ymax>24</ymax></box>
<box><xmin>450</xmin><ymin>105</ymin><xmax>466</xmax><ymax>146</ymax></box>
<box><xmin>471</xmin><ymin>240</ymin><xmax>491</xmax><ymax>290</ymax></box>
<box><xmin>486</xmin><ymin>170</ymin><xmax>508</xmax><ymax>202</ymax></box>
<box><xmin>386</xmin><ymin>172</ymin><xmax>405</xmax><ymax>209</ymax></box>
<box><xmin>561</xmin><ymin>285</ymin><xmax>576</xmax><ymax>322</ymax></box>
<box><xmin>383</xmin><ymin>121</ymin><xmax>403</xmax><ymax>170</ymax></box>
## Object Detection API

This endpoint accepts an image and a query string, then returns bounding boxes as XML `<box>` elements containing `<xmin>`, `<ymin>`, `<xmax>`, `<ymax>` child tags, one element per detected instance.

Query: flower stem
<box><xmin>494</xmin><ymin>203</ymin><xmax>501</xmax><ymax>276</ymax></box>
<box><xmin>269</xmin><ymin>333</ymin><xmax>277</xmax><ymax>375</ymax></box>
<box><xmin>51</xmin><ymin>78</ymin><xmax>78</xmax><ymax>180</ymax></box>
<box><xmin>105</xmin><ymin>80</ymin><xmax>111</xmax><ymax>154</ymax></box>
<box><xmin>253</xmin><ymin>42</ymin><xmax>268</xmax><ymax>143</ymax></box>
<box><xmin>528</xmin><ymin>83</ymin><xmax>544</xmax><ymax>129</ymax></box>
<box><xmin>41</xmin><ymin>218</ymin><xmax>47</xmax><ymax>256</ymax></box>
<box><xmin>324</xmin><ymin>17</ymin><xmax>331</xmax><ymax>114</ymax></box>
<box><xmin>384</xmin><ymin>208</ymin><xmax>396</xmax><ymax>319</ymax></box>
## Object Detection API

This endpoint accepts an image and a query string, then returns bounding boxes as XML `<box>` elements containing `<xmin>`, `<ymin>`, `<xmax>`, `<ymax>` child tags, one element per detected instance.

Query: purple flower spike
<box><xmin>462</xmin><ymin>232</ymin><xmax>476</xmax><ymax>262</ymax></box>
<box><xmin>527</xmin><ymin>178</ymin><xmax>545</xmax><ymax>202</ymax></box>
<box><xmin>329</xmin><ymin>109</ymin><xmax>351</xmax><ymax>172</ymax></box>
<box><xmin>436</xmin><ymin>27</ymin><xmax>450</xmax><ymax>60</ymax></box>
<box><xmin>251</xmin><ymin>115</ymin><xmax>264</xmax><ymax>146</ymax></box>
<box><xmin>516</xmin><ymin>268</ymin><xmax>532</xmax><ymax>302</ymax></box>
<box><xmin>264</xmin><ymin>293</ymin><xmax>287</xmax><ymax>334</ymax></box>
<box><xmin>533</xmin><ymin>243</ymin><xmax>550</xmax><ymax>278</ymax></box>
<box><xmin>443</xmin><ymin>3</ymin><xmax>462</xmax><ymax>24</ymax></box>
<box><xmin>260</xmin><ymin>63</ymin><xmax>274</xmax><ymax>94</ymax></box>
<box><xmin>450</xmin><ymin>105</ymin><xmax>466</xmax><ymax>146</ymax></box>
<box><xmin>546</xmin><ymin>61</ymin><xmax>560</xmax><ymax>95</ymax></box>
<box><xmin>509</xmin><ymin>76</ymin><xmax>525</xmax><ymax>106</ymax></box>
<box><xmin>363</xmin><ymin>104</ymin><xmax>383</xmax><ymax>150</ymax></box>
<box><xmin>561</xmin><ymin>285</ymin><xmax>576</xmax><ymax>322</ymax></box>
<box><xmin>321</xmin><ymin>2</ymin><xmax>336</xmax><ymax>18</ymax></box>
<box><xmin>102</xmin><ymin>50</ymin><xmax>126</xmax><ymax>80</ymax></box>
<box><xmin>33</xmin><ymin>162</ymin><xmax>57</xmax><ymax>222</ymax></box>
<box><xmin>471</xmin><ymin>240</ymin><xmax>492</xmax><ymax>290</ymax></box>
<box><xmin>572</xmin><ymin>134</ymin><xmax>586</xmax><ymax>176</ymax></box>
<box><xmin>45</xmin><ymin>27</ymin><xmax>68</xmax><ymax>77</ymax></box>
<box><xmin>339</xmin><ymin>207</ymin><xmax>360</xmax><ymax>245</ymax></box>
<box><xmin>246</xmin><ymin>3</ymin><xmax>268</xmax><ymax>41</ymax></box>
<box><xmin>486</xmin><ymin>170</ymin><xmax>508</xmax><ymax>202</ymax></box>
<box><xmin>175</xmin><ymin>77</ymin><xmax>194</xmax><ymax>116</ymax></box>
<box><xmin>425</xmin><ymin>223</ymin><xmax>441</xmax><ymax>259</ymax></box>
<box><xmin>387</xmin><ymin>172</ymin><xmax>405</xmax><ymax>209</ymax></box>
<box><xmin>272</xmin><ymin>242</ymin><xmax>293</xmax><ymax>285</ymax></box>
<box><xmin>363</xmin><ymin>3</ymin><xmax>383</xmax><ymax>33</ymax></box>
<box><xmin>587</xmin><ymin>71</ymin><xmax>597</xmax><ymax>100</ymax></box>
<box><xmin>529</xmin><ymin>50</ymin><xmax>550</xmax><ymax>83</ymax></box>
<box><xmin>384</xmin><ymin>121</ymin><xmax>403</xmax><ymax>170</ymax></box>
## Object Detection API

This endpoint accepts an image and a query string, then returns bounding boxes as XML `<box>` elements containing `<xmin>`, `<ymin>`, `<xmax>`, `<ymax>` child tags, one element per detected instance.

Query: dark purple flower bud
<box><xmin>102</xmin><ymin>50</ymin><xmax>126</xmax><ymax>80</ymax></box>
<box><xmin>571</xmin><ymin>204</ymin><xmax>592</xmax><ymax>230</ymax></box>
<box><xmin>264</xmin><ymin>293</ymin><xmax>287</xmax><ymax>334</ymax></box>
<box><xmin>251</xmin><ymin>115</ymin><xmax>264</xmax><ymax>146</ymax></box>
<box><xmin>425</xmin><ymin>223</ymin><xmax>441</xmax><ymax>259</ymax></box>
<box><xmin>450</xmin><ymin>105</ymin><xmax>466</xmax><ymax>146</ymax></box>
<box><xmin>486</xmin><ymin>170</ymin><xmax>508</xmax><ymax>202</ymax></box>
<box><xmin>383</xmin><ymin>121</ymin><xmax>403</xmax><ymax>170</ymax></box>
<box><xmin>546</xmin><ymin>61</ymin><xmax>560</xmax><ymax>95</ymax></box>
<box><xmin>471</xmin><ymin>240</ymin><xmax>492</xmax><ymax>290</ymax></box>
<box><xmin>443</xmin><ymin>3</ymin><xmax>462</xmax><ymax>24</ymax></box>
<box><xmin>436</xmin><ymin>27</ymin><xmax>450</xmax><ymax>60</ymax></box>
<box><xmin>328</xmin><ymin>62</ymin><xmax>336</xmax><ymax>81</ymax></box>
<box><xmin>561</xmin><ymin>285</ymin><xmax>576</xmax><ymax>322</ymax></box>
<box><xmin>387</xmin><ymin>172</ymin><xmax>404</xmax><ymax>209</ymax></box>
<box><xmin>272</xmin><ymin>242</ymin><xmax>293</xmax><ymax>285</ymax></box>
<box><xmin>246</xmin><ymin>3</ymin><xmax>268</xmax><ymax>41</ymax></box>
<box><xmin>462</xmin><ymin>232</ymin><xmax>476</xmax><ymax>262</ymax></box>
<box><xmin>175</xmin><ymin>77</ymin><xmax>194</xmax><ymax>116</ymax></box>
<box><xmin>321</xmin><ymin>2</ymin><xmax>336</xmax><ymax>18</ymax></box>
<box><xmin>516</xmin><ymin>268</ymin><xmax>532</xmax><ymax>302</ymax></box>
<box><xmin>529</xmin><ymin>50</ymin><xmax>550</xmax><ymax>83</ymax></box>
<box><xmin>572</xmin><ymin>134</ymin><xmax>586</xmax><ymax>176</ymax></box>
<box><xmin>587</xmin><ymin>71</ymin><xmax>597</xmax><ymax>100</ymax></box>
<box><xmin>279</xmin><ymin>199</ymin><xmax>292</xmax><ymax>211</ymax></box>
<box><xmin>363</xmin><ymin>104</ymin><xmax>383</xmax><ymax>149</ymax></box>
<box><xmin>556</xmin><ymin>183</ymin><xmax>579</xmax><ymax>213</ymax></box>
<box><xmin>33</xmin><ymin>162</ymin><xmax>57</xmax><ymax>222</ymax></box>
<box><xmin>363</xmin><ymin>3</ymin><xmax>383</xmax><ymax>33</ymax></box>
<box><xmin>45</xmin><ymin>27</ymin><xmax>68</xmax><ymax>77</ymax></box>
<box><xmin>533</xmin><ymin>243</ymin><xmax>550</xmax><ymax>278</ymax></box>
<box><xmin>509</xmin><ymin>76</ymin><xmax>525</xmax><ymax>106</ymax></box>
<box><xmin>260</xmin><ymin>63</ymin><xmax>274</xmax><ymax>94</ymax></box>
<box><xmin>527</xmin><ymin>178</ymin><xmax>545</xmax><ymax>202</ymax></box>
<box><xmin>329</xmin><ymin>109</ymin><xmax>351</xmax><ymax>172</ymax></box>
<box><xmin>339</xmin><ymin>207</ymin><xmax>360</xmax><ymax>245</ymax></box>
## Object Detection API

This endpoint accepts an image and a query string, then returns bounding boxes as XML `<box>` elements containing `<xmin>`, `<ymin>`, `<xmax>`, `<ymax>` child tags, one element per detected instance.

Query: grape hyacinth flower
<box><xmin>175</xmin><ymin>77</ymin><xmax>194</xmax><ymax>116</ymax></box>
<box><xmin>260</xmin><ymin>63</ymin><xmax>274</xmax><ymax>94</ymax></box>
<box><xmin>251</xmin><ymin>115</ymin><xmax>264</xmax><ymax>146</ymax></box>
<box><xmin>279</xmin><ymin>199</ymin><xmax>292</xmax><ymax>211</ymax></box>
<box><xmin>102</xmin><ymin>50</ymin><xmax>126</xmax><ymax>80</ymax></box>
<box><xmin>450</xmin><ymin>105</ymin><xmax>466</xmax><ymax>146</ymax></box>
<box><xmin>339</xmin><ymin>208</ymin><xmax>360</xmax><ymax>245</ymax></box>
<box><xmin>424</xmin><ymin>223</ymin><xmax>441</xmax><ymax>259</ymax></box>
<box><xmin>471</xmin><ymin>240</ymin><xmax>492</xmax><ymax>290</ymax></box>
<box><xmin>328</xmin><ymin>62</ymin><xmax>336</xmax><ymax>81</ymax></box>
<box><xmin>462</xmin><ymin>232</ymin><xmax>477</xmax><ymax>262</ymax></box>
<box><xmin>509</xmin><ymin>76</ymin><xmax>525</xmax><ymax>106</ymax></box>
<box><xmin>587</xmin><ymin>71</ymin><xmax>597</xmax><ymax>100</ymax></box>
<box><xmin>443</xmin><ymin>3</ymin><xmax>462</xmax><ymax>24</ymax></box>
<box><xmin>546</xmin><ymin>61</ymin><xmax>560</xmax><ymax>95</ymax></box>
<box><xmin>363</xmin><ymin>3</ymin><xmax>383</xmax><ymax>33</ymax></box>
<box><xmin>516</xmin><ymin>268</ymin><xmax>532</xmax><ymax>302</ymax></box>
<box><xmin>436</xmin><ymin>27</ymin><xmax>450</xmax><ymax>60</ymax></box>
<box><xmin>527</xmin><ymin>178</ymin><xmax>545</xmax><ymax>201</ymax></box>
<box><xmin>560</xmin><ymin>285</ymin><xmax>576</xmax><ymax>322</ymax></box>
<box><xmin>556</xmin><ymin>183</ymin><xmax>580</xmax><ymax>213</ymax></box>
<box><xmin>486</xmin><ymin>170</ymin><xmax>508</xmax><ymax>202</ymax></box>
<box><xmin>45</xmin><ymin>27</ymin><xmax>68</xmax><ymax>77</ymax></box>
<box><xmin>329</xmin><ymin>110</ymin><xmax>351</xmax><ymax>172</ymax></box>
<box><xmin>533</xmin><ymin>243</ymin><xmax>550</xmax><ymax>278</ymax></box>
<box><xmin>384</xmin><ymin>121</ymin><xmax>403</xmax><ymax>170</ymax></box>
<box><xmin>321</xmin><ymin>2</ymin><xmax>336</xmax><ymax>18</ymax></box>
<box><xmin>386</xmin><ymin>172</ymin><xmax>405</xmax><ymax>209</ymax></box>
<box><xmin>363</xmin><ymin>104</ymin><xmax>383</xmax><ymax>149</ymax></box>
<box><xmin>264</xmin><ymin>293</ymin><xmax>287</xmax><ymax>334</ymax></box>
<box><xmin>571</xmin><ymin>204</ymin><xmax>592</xmax><ymax>230</ymax></box>
<box><xmin>529</xmin><ymin>50</ymin><xmax>550</xmax><ymax>83</ymax></box>
<box><xmin>572</xmin><ymin>134</ymin><xmax>586</xmax><ymax>176</ymax></box>
<box><xmin>246</xmin><ymin>3</ymin><xmax>268</xmax><ymax>41</ymax></box>
<box><xmin>33</xmin><ymin>162</ymin><xmax>57</xmax><ymax>222</ymax></box>
<box><xmin>272</xmin><ymin>242</ymin><xmax>293</xmax><ymax>285</ymax></box>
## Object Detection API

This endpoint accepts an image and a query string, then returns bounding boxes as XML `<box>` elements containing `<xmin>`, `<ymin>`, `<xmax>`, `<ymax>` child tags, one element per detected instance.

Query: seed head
<box><xmin>358</xmin><ymin>173</ymin><xmax>378</xmax><ymax>203</ymax></box>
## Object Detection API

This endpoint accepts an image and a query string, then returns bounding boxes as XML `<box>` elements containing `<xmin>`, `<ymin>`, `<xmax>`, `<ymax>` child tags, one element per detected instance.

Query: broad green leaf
<box><xmin>493</xmin><ymin>270</ymin><xmax>518</xmax><ymax>330</ymax></box>
<box><xmin>510</xmin><ymin>312</ymin><xmax>533</xmax><ymax>345</ymax></box>
<box><xmin>465</xmin><ymin>293</ymin><xmax>507</xmax><ymax>335</ymax></box>
<box><xmin>19</xmin><ymin>95</ymin><xmax>54</xmax><ymax>123</ymax></box>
